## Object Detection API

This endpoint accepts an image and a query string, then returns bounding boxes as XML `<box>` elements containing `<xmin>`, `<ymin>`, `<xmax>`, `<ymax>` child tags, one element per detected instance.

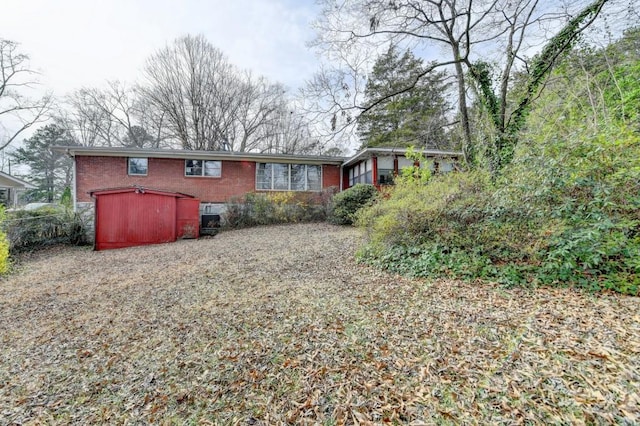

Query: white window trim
<box><xmin>255</xmin><ymin>163</ymin><xmax>323</xmax><ymax>192</ymax></box>
<box><xmin>185</xmin><ymin>159</ymin><xmax>222</xmax><ymax>178</ymax></box>
<box><xmin>128</xmin><ymin>157</ymin><xmax>148</xmax><ymax>176</ymax></box>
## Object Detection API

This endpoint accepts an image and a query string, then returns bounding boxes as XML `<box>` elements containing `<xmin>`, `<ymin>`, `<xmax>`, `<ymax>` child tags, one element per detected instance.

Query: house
<box><xmin>55</xmin><ymin>146</ymin><xmax>345</xmax><ymax>215</ymax></box>
<box><xmin>0</xmin><ymin>171</ymin><xmax>36</xmax><ymax>208</ymax></box>
<box><xmin>53</xmin><ymin>145</ymin><xmax>461</xmax><ymax>248</ymax></box>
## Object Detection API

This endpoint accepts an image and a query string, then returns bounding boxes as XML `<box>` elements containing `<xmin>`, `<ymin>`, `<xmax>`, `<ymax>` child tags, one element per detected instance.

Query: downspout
<box><xmin>71</xmin><ymin>151</ymin><xmax>77</xmax><ymax>212</ymax></box>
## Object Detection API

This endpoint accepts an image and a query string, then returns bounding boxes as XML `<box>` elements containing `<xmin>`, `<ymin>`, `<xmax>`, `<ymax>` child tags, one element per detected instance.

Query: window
<box><xmin>349</xmin><ymin>160</ymin><xmax>373</xmax><ymax>186</ymax></box>
<box><xmin>128</xmin><ymin>158</ymin><xmax>148</xmax><ymax>176</ymax></box>
<box><xmin>203</xmin><ymin>160</ymin><xmax>222</xmax><ymax>177</ymax></box>
<box><xmin>256</xmin><ymin>163</ymin><xmax>273</xmax><ymax>190</ymax></box>
<box><xmin>185</xmin><ymin>160</ymin><xmax>221</xmax><ymax>177</ymax></box>
<box><xmin>378</xmin><ymin>169</ymin><xmax>394</xmax><ymax>185</ymax></box>
<box><xmin>290</xmin><ymin>164</ymin><xmax>306</xmax><ymax>191</ymax></box>
<box><xmin>256</xmin><ymin>163</ymin><xmax>322</xmax><ymax>191</ymax></box>
<box><xmin>273</xmin><ymin>163</ymin><xmax>289</xmax><ymax>190</ymax></box>
<box><xmin>307</xmin><ymin>165</ymin><xmax>321</xmax><ymax>191</ymax></box>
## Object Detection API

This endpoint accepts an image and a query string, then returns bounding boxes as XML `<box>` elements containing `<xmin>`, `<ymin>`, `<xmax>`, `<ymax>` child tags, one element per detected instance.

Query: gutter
<box><xmin>52</xmin><ymin>146</ymin><xmax>347</xmax><ymax>166</ymax></box>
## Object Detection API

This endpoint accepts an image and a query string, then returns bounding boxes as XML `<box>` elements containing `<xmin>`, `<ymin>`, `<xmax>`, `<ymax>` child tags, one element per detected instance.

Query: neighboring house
<box><xmin>0</xmin><ymin>171</ymin><xmax>36</xmax><ymax>208</ymax></box>
<box><xmin>52</xmin><ymin>146</ymin><xmax>461</xmax><ymax>248</ymax></box>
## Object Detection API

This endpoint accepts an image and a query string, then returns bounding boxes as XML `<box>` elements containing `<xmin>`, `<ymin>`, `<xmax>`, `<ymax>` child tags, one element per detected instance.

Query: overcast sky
<box><xmin>1</xmin><ymin>0</ymin><xmax>322</xmax><ymax>96</ymax></box>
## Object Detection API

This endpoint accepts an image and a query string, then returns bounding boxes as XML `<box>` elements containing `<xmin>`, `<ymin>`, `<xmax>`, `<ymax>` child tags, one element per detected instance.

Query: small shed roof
<box><xmin>0</xmin><ymin>171</ymin><xmax>36</xmax><ymax>189</ymax></box>
<box><xmin>90</xmin><ymin>186</ymin><xmax>195</xmax><ymax>198</ymax></box>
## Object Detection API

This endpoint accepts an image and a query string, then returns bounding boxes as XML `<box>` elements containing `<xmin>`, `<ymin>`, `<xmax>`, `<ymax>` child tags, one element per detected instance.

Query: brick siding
<box><xmin>76</xmin><ymin>156</ymin><xmax>341</xmax><ymax>203</ymax></box>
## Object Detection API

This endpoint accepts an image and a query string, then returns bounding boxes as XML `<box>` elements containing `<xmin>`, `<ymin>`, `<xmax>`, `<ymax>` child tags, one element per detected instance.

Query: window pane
<box><xmin>204</xmin><ymin>160</ymin><xmax>221</xmax><ymax>177</ymax></box>
<box><xmin>398</xmin><ymin>157</ymin><xmax>414</xmax><ymax>170</ymax></box>
<box><xmin>128</xmin><ymin>158</ymin><xmax>148</xmax><ymax>175</ymax></box>
<box><xmin>186</xmin><ymin>160</ymin><xmax>203</xmax><ymax>176</ymax></box>
<box><xmin>273</xmin><ymin>163</ymin><xmax>289</xmax><ymax>190</ymax></box>
<box><xmin>440</xmin><ymin>161</ymin><xmax>454</xmax><ymax>172</ymax></box>
<box><xmin>256</xmin><ymin>163</ymin><xmax>272</xmax><ymax>190</ymax></box>
<box><xmin>364</xmin><ymin>170</ymin><xmax>373</xmax><ymax>184</ymax></box>
<box><xmin>307</xmin><ymin>165</ymin><xmax>321</xmax><ymax>191</ymax></box>
<box><xmin>420</xmin><ymin>159</ymin><xmax>433</xmax><ymax>169</ymax></box>
<box><xmin>378</xmin><ymin>169</ymin><xmax>394</xmax><ymax>185</ymax></box>
<box><xmin>377</xmin><ymin>156</ymin><xmax>394</xmax><ymax>169</ymax></box>
<box><xmin>290</xmin><ymin>164</ymin><xmax>306</xmax><ymax>190</ymax></box>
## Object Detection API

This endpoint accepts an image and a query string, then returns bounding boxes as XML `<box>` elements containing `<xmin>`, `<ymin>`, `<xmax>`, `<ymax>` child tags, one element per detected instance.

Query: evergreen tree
<box><xmin>12</xmin><ymin>124</ymin><xmax>77</xmax><ymax>202</ymax></box>
<box><xmin>357</xmin><ymin>46</ymin><xmax>451</xmax><ymax>149</ymax></box>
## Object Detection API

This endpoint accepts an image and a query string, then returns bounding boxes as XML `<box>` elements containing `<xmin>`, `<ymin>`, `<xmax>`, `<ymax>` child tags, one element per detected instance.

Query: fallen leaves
<box><xmin>0</xmin><ymin>223</ymin><xmax>638</xmax><ymax>424</ymax></box>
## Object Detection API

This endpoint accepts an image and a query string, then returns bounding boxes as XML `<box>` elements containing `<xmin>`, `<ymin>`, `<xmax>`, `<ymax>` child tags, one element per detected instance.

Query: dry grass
<box><xmin>0</xmin><ymin>223</ymin><xmax>638</xmax><ymax>425</ymax></box>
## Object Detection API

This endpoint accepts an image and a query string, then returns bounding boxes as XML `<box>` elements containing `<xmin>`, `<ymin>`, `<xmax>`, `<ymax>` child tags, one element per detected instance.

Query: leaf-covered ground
<box><xmin>0</xmin><ymin>223</ymin><xmax>638</xmax><ymax>425</ymax></box>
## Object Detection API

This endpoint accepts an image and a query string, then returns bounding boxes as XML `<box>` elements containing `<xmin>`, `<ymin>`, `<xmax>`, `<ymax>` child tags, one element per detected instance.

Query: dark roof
<box><xmin>53</xmin><ymin>146</ymin><xmax>347</xmax><ymax>165</ymax></box>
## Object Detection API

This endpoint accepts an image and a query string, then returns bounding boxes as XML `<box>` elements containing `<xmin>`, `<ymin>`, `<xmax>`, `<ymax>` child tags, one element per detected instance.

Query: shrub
<box><xmin>357</xmin><ymin>124</ymin><xmax>640</xmax><ymax>295</ymax></box>
<box><xmin>356</xmin><ymin>31</ymin><xmax>640</xmax><ymax>295</ymax></box>
<box><xmin>223</xmin><ymin>189</ymin><xmax>336</xmax><ymax>229</ymax></box>
<box><xmin>0</xmin><ymin>207</ymin><xmax>9</xmax><ymax>274</ymax></box>
<box><xmin>328</xmin><ymin>184</ymin><xmax>378</xmax><ymax>225</ymax></box>
<box><xmin>3</xmin><ymin>206</ymin><xmax>89</xmax><ymax>251</ymax></box>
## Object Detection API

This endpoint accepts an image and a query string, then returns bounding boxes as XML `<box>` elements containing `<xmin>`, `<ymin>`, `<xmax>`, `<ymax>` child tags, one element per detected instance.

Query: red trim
<box><xmin>372</xmin><ymin>156</ymin><xmax>379</xmax><ymax>189</ymax></box>
<box><xmin>343</xmin><ymin>166</ymin><xmax>350</xmax><ymax>189</ymax></box>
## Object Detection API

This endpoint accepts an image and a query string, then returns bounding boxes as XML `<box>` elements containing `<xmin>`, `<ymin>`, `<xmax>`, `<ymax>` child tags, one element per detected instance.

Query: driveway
<box><xmin>1</xmin><ymin>223</ymin><xmax>638</xmax><ymax>424</ymax></box>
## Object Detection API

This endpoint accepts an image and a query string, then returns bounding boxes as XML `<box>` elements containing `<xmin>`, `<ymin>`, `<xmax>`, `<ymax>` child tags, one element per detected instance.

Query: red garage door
<box><xmin>92</xmin><ymin>187</ymin><xmax>199</xmax><ymax>251</ymax></box>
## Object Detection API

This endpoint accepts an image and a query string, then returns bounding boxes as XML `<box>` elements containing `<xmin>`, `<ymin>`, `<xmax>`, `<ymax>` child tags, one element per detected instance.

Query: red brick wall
<box><xmin>76</xmin><ymin>156</ymin><xmax>256</xmax><ymax>203</ymax></box>
<box><xmin>76</xmin><ymin>156</ymin><xmax>343</xmax><ymax>203</ymax></box>
<box><xmin>322</xmin><ymin>164</ymin><xmax>341</xmax><ymax>190</ymax></box>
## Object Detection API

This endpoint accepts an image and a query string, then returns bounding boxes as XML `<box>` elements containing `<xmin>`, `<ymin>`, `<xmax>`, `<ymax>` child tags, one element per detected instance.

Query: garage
<box><xmin>91</xmin><ymin>187</ymin><xmax>200</xmax><ymax>251</ymax></box>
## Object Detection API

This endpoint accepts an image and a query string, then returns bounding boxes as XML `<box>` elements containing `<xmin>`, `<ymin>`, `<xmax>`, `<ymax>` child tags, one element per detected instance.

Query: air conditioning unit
<box><xmin>201</xmin><ymin>214</ymin><xmax>220</xmax><ymax>235</ymax></box>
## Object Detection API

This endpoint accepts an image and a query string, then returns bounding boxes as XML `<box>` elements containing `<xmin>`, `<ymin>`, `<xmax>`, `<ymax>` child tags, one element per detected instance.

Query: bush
<box><xmin>223</xmin><ymin>189</ymin><xmax>336</xmax><ymax>229</ymax></box>
<box><xmin>0</xmin><ymin>207</ymin><xmax>9</xmax><ymax>274</ymax></box>
<box><xmin>356</xmin><ymin>123</ymin><xmax>640</xmax><ymax>295</ymax></box>
<box><xmin>328</xmin><ymin>184</ymin><xmax>378</xmax><ymax>225</ymax></box>
<box><xmin>355</xmin><ymin>31</ymin><xmax>640</xmax><ymax>295</ymax></box>
<box><xmin>3</xmin><ymin>206</ymin><xmax>89</xmax><ymax>252</ymax></box>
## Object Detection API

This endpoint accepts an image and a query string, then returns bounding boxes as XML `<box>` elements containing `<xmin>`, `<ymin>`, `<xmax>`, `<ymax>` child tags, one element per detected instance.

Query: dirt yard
<box><xmin>0</xmin><ymin>223</ymin><xmax>638</xmax><ymax>424</ymax></box>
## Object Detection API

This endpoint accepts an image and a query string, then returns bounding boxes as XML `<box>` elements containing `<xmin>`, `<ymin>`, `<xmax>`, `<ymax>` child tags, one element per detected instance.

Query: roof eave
<box><xmin>0</xmin><ymin>171</ymin><xmax>36</xmax><ymax>189</ymax></box>
<box><xmin>52</xmin><ymin>146</ymin><xmax>347</xmax><ymax>165</ymax></box>
<box><xmin>341</xmin><ymin>147</ymin><xmax>464</xmax><ymax>168</ymax></box>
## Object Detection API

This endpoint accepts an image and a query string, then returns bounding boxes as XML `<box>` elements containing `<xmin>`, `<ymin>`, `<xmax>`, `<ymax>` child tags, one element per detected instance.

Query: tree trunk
<box><xmin>452</xmin><ymin>45</ymin><xmax>474</xmax><ymax>167</ymax></box>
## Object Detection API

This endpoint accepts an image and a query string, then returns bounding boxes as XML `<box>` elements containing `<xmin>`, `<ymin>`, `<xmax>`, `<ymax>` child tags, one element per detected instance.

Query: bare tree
<box><xmin>259</xmin><ymin>105</ymin><xmax>314</xmax><ymax>154</ymax></box>
<box><xmin>65</xmin><ymin>87</ymin><xmax>118</xmax><ymax>147</ymax></box>
<box><xmin>231</xmin><ymin>74</ymin><xmax>286</xmax><ymax>152</ymax></box>
<box><xmin>140</xmin><ymin>35</ymin><xmax>239</xmax><ymax>150</ymax></box>
<box><xmin>62</xmin><ymin>81</ymin><xmax>168</xmax><ymax>148</ymax></box>
<box><xmin>0</xmin><ymin>39</ymin><xmax>51</xmax><ymax>151</ymax></box>
<box><xmin>140</xmin><ymin>34</ymin><xmax>299</xmax><ymax>152</ymax></box>
<box><xmin>298</xmin><ymin>48</ymin><xmax>372</xmax><ymax>151</ymax></box>
<box><xmin>309</xmin><ymin>0</ymin><xmax>612</xmax><ymax>169</ymax></box>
